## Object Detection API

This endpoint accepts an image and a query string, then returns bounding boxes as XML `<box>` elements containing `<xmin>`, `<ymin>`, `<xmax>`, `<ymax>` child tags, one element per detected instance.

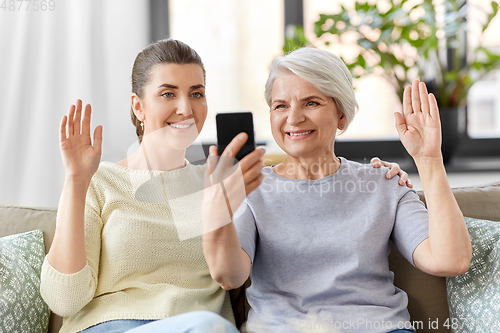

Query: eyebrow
<box><xmin>301</xmin><ymin>95</ymin><xmax>325</xmax><ymax>102</ymax></box>
<box><xmin>271</xmin><ymin>95</ymin><xmax>325</xmax><ymax>104</ymax></box>
<box><xmin>271</xmin><ymin>99</ymin><xmax>287</xmax><ymax>105</ymax></box>
<box><xmin>157</xmin><ymin>83</ymin><xmax>205</xmax><ymax>90</ymax></box>
<box><xmin>190</xmin><ymin>84</ymin><xmax>205</xmax><ymax>90</ymax></box>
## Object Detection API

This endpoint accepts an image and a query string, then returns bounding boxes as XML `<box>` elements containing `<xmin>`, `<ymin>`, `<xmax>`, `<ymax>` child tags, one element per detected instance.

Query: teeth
<box><xmin>288</xmin><ymin>130</ymin><xmax>312</xmax><ymax>136</ymax></box>
<box><xmin>169</xmin><ymin>123</ymin><xmax>192</xmax><ymax>129</ymax></box>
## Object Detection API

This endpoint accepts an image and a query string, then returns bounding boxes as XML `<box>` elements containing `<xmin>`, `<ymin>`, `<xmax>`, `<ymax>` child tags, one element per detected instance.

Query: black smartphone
<box><xmin>216</xmin><ymin>112</ymin><xmax>256</xmax><ymax>161</ymax></box>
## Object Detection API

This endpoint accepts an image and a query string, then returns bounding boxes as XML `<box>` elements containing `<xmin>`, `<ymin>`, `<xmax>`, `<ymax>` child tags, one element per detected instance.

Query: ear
<box><xmin>338</xmin><ymin>113</ymin><xmax>346</xmax><ymax>130</ymax></box>
<box><xmin>131</xmin><ymin>93</ymin><xmax>145</xmax><ymax>121</ymax></box>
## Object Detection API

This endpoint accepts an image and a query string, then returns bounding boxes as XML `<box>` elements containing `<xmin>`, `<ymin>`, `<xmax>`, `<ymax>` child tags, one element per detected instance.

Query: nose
<box><xmin>287</xmin><ymin>104</ymin><xmax>305</xmax><ymax>126</ymax></box>
<box><xmin>176</xmin><ymin>96</ymin><xmax>193</xmax><ymax>117</ymax></box>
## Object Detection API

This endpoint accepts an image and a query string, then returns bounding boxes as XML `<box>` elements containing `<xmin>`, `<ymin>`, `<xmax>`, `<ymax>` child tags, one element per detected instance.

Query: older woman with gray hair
<box><xmin>203</xmin><ymin>47</ymin><xmax>471</xmax><ymax>333</ymax></box>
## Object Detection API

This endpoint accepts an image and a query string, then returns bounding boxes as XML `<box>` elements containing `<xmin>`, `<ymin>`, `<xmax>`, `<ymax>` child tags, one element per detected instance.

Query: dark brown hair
<box><xmin>130</xmin><ymin>39</ymin><xmax>206</xmax><ymax>142</ymax></box>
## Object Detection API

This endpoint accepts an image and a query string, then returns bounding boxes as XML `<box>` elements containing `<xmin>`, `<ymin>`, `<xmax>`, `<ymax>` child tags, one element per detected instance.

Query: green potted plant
<box><xmin>285</xmin><ymin>0</ymin><xmax>500</xmax><ymax>163</ymax></box>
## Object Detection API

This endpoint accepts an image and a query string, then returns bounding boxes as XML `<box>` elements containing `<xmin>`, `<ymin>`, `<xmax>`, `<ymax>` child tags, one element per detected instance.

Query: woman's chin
<box><xmin>167</xmin><ymin>136</ymin><xmax>198</xmax><ymax>151</ymax></box>
<box><xmin>281</xmin><ymin>148</ymin><xmax>313</xmax><ymax>159</ymax></box>
<box><xmin>158</xmin><ymin>127</ymin><xmax>199</xmax><ymax>151</ymax></box>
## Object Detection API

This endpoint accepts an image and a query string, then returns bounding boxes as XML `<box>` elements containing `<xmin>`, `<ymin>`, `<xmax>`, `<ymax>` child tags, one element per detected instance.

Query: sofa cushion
<box><xmin>0</xmin><ymin>205</ymin><xmax>57</xmax><ymax>253</ymax></box>
<box><xmin>0</xmin><ymin>229</ymin><xmax>50</xmax><ymax>333</ymax></box>
<box><xmin>446</xmin><ymin>217</ymin><xmax>500</xmax><ymax>333</ymax></box>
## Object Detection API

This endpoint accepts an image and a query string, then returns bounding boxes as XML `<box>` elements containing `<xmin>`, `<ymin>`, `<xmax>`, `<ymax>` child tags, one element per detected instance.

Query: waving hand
<box><xmin>394</xmin><ymin>79</ymin><xmax>442</xmax><ymax>160</ymax></box>
<box><xmin>59</xmin><ymin>100</ymin><xmax>103</xmax><ymax>181</ymax></box>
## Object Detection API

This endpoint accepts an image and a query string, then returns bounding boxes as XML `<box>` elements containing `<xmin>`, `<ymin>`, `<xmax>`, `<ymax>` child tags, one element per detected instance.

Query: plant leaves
<box><xmin>357</xmin><ymin>54</ymin><xmax>366</xmax><ymax>68</ymax></box>
<box><xmin>482</xmin><ymin>1</ymin><xmax>499</xmax><ymax>33</ymax></box>
<box><xmin>309</xmin><ymin>0</ymin><xmax>500</xmax><ymax>107</ymax></box>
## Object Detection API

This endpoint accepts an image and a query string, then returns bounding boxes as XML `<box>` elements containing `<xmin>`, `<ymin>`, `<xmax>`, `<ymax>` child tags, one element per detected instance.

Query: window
<box><xmin>467</xmin><ymin>0</ymin><xmax>500</xmax><ymax>138</ymax></box>
<box><xmin>303</xmin><ymin>0</ymin><xmax>500</xmax><ymax>140</ymax></box>
<box><xmin>299</xmin><ymin>0</ymin><xmax>500</xmax><ymax>167</ymax></box>
<box><xmin>303</xmin><ymin>0</ymin><xmax>401</xmax><ymax>141</ymax></box>
<box><xmin>161</xmin><ymin>0</ymin><xmax>284</xmax><ymax>144</ymax></box>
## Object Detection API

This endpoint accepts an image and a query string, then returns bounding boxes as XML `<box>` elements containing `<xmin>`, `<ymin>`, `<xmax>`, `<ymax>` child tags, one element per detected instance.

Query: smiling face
<box><xmin>132</xmin><ymin>63</ymin><xmax>207</xmax><ymax>150</ymax></box>
<box><xmin>270</xmin><ymin>72</ymin><xmax>346</xmax><ymax>159</ymax></box>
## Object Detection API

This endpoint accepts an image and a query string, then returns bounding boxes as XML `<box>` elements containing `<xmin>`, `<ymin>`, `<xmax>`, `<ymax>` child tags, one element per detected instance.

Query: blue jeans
<box><xmin>79</xmin><ymin>311</ymin><xmax>239</xmax><ymax>333</ymax></box>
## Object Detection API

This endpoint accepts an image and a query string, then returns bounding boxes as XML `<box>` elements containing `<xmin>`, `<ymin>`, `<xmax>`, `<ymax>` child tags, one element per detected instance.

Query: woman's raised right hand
<box><xmin>59</xmin><ymin>100</ymin><xmax>103</xmax><ymax>182</ymax></box>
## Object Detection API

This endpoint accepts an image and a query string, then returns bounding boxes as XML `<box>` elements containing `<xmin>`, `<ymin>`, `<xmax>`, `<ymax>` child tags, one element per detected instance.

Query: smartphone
<box><xmin>216</xmin><ymin>112</ymin><xmax>256</xmax><ymax>161</ymax></box>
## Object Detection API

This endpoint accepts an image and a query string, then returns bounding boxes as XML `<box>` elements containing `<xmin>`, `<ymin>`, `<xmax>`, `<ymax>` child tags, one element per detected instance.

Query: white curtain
<box><xmin>0</xmin><ymin>0</ymin><xmax>150</xmax><ymax>207</ymax></box>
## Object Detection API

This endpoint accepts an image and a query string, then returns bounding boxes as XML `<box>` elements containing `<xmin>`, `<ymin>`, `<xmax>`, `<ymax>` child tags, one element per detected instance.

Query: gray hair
<box><xmin>264</xmin><ymin>47</ymin><xmax>358</xmax><ymax>132</ymax></box>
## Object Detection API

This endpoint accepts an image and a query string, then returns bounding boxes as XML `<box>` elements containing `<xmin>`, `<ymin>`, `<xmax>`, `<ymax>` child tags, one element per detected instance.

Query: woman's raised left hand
<box><xmin>395</xmin><ymin>79</ymin><xmax>442</xmax><ymax>161</ymax></box>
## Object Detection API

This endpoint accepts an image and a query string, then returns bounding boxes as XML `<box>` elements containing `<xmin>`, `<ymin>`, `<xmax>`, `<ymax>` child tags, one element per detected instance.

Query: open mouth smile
<box><xmin>287</xmin><ymin>130</ymin><xmax>313</xmax><ymax>136</ymax></box>
<box><xmin>285</xmin><ymin>130</ymin><xmax>315</xmax><ymax>139</ymax></box>
<box><xmin>168</xmin><ymin>122</ymin><xmax>195</xmax><ymax>129</ymax></box>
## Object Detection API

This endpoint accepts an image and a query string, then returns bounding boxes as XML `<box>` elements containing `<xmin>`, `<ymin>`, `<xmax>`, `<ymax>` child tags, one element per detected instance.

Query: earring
<box><xmin>340</xmin><ymin>124</ymin><xmax>345</xmax><ymax>129</ymax></box>
<box><xmin>140</xmin><ymin>121</ymin><xmax>144</xmax><ymax>131</ymax></box>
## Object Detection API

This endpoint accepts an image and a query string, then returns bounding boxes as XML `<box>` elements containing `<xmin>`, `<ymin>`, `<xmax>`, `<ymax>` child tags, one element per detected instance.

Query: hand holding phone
<box><xmin>216</xmin><ymin>112</ymin><xmax>256</xmax><ymax>161</ymax></box>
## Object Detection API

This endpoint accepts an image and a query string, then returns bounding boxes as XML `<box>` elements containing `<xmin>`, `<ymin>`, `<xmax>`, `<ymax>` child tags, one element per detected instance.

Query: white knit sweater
<box><xmin>40</xmin><ymin>161</ymin><xmax>233</xmax><ymax>333</ymax></box>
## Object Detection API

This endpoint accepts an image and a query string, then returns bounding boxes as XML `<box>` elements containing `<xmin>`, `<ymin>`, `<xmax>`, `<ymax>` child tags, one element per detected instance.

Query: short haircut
<box><xmin>264</xmin><ymin>48</ymin><xmax>358</xmax><ymax>132</ymax></box>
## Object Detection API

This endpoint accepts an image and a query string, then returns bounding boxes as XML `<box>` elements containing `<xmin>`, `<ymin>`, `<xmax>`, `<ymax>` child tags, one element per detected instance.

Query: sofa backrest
<box><xmin>0</xmin><ymin>205</ymin><xmax>57</xmax><ymax>253</ymax></box>
<box><xmin>420</xmin><ymin>182</ymin><xmax>500</xmax><ymax>221</ymax></box>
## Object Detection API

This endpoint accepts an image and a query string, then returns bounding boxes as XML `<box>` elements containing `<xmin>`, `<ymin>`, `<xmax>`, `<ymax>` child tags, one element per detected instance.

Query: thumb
<box><xmin>209</xmin><ymin>145</ymin><xmax>218</xmax><ymax>157</ymax></box>
<box><xmin>394</xmin><ymin>112</ymin><xmax>407</xmax><ymax>138</ymax></box>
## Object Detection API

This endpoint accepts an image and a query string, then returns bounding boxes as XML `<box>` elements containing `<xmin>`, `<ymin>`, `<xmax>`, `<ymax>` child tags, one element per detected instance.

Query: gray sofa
<box><xmin>1</xmin><ymin>181</ymin><xmax>499</xmax><ymax>333</ymax></box>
